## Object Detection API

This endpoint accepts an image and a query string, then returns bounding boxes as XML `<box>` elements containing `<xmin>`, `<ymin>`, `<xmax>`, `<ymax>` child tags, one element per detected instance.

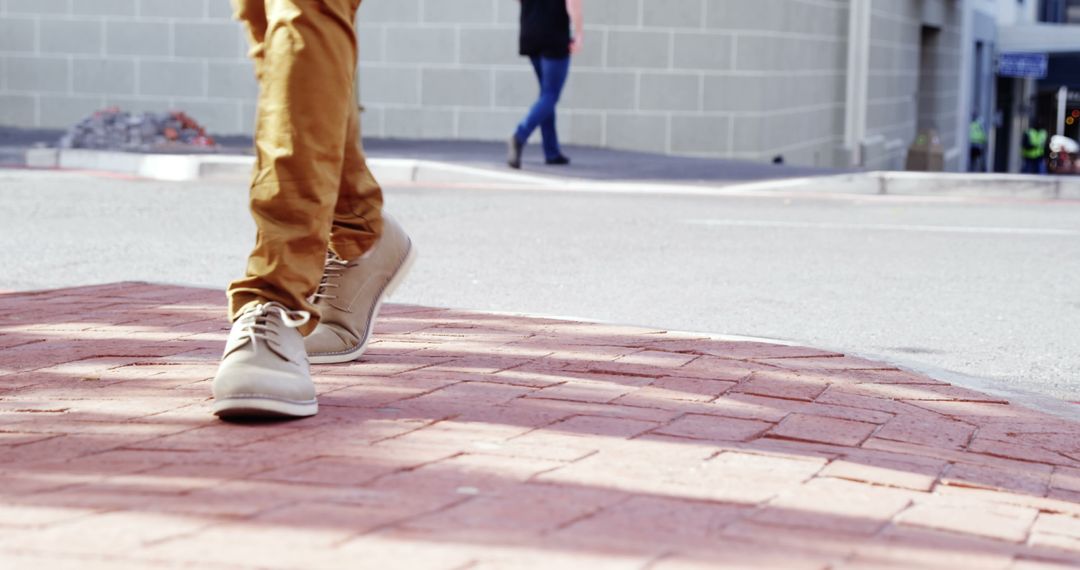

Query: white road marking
<box><xmin>684</xmin><ymin>219</ymin><xmax>1080</xmax><ymax>236</ymax></box>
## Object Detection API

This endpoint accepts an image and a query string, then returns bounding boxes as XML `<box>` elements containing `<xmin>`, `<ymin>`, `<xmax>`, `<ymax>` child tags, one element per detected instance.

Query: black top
<box><xmin>519</xmin><ymin>0</ymin><xmax>571</xmax><ymax>59</ymax></box>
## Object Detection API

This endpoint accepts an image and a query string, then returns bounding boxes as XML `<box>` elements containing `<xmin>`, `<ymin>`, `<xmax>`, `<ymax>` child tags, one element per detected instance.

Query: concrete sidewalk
<box><xmin>360</xmin><ymin>139</ymin><xmax>843</xmax><ymax>184</ymax></box>
<box><xmin>1</xmin><ymin>283</ymin><xmax>1079</xmax><ymax>569</ymax></box>
<box><xmin>18</xmin><ymin>139</ymin><xmax>1080</xmax><ymax>199</ymax></box>
<box><xmin>2</xmin><ymin>125</ymin><xmax>841</xmax><ymax>185</ymax></box>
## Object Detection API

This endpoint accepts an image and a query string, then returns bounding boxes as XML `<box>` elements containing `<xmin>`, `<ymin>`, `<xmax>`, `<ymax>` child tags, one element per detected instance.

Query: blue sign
<box><xmin>998</xmin><ymin>52</ymin><xmax>1049</xmax><ymax>79</ymax></box>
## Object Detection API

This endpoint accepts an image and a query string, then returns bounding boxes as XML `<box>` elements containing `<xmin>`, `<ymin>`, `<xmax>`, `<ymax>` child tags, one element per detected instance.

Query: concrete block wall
<box><xmin>0</xmin><ymin>0</ymin><xmax>253</xmax><ymax>134</ymax></box>
<box><xmin>923</xmin><ymin>8</ymin><xmax>964</xmax><ymax>171</ymax></box>
<box><xmin>0</xmin><ymin>0</ymin><xmax>962</xmax><ymax>169</ymax></box>
<box><xmin>357</xmin><ymin>0</ymin><xmax>851</xmax><ymax>167</ymax></box>
<box><xmin>865</xmin><ymin>0</ymin><xmax>963</xmax><ymax>170</ymax></box>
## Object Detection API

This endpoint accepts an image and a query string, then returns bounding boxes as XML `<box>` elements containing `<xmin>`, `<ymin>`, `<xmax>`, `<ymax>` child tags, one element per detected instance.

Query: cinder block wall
<box><xmin>0</xmin><ymin>0</ymin><xmax>950</xmax><ymax>169</ymax></box>
<box><xmin>357</xmin><ymin>0</ymin><xmax>851</xmax><ymax>167</ymax></box>
<box><xmin>0</xmin><ymin>0</ymin><xmax>252</xmax><ymax>135</ymax></box>
<box><xmin>865</xmin><ymin>0</ymin><xmax>963</xmax><ymax>170</ymax></box>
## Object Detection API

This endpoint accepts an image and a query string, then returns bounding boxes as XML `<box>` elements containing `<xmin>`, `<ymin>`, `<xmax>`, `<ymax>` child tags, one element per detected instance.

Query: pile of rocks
<box><xmin>60</xmin><ymin>107</ymin><xmax>217</xmax><ymax>151</ymax></box>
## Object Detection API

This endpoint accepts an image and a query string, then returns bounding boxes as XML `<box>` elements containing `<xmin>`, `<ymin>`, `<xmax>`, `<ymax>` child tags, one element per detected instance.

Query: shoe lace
<box><xmin>237</xmin><ymin>302</ymin><xmax>311</xmax><ymax>356</ymax></box>
<box><xmin>311</xmin><ymin>253</ymin><xmax>351</xmax><ymax>301</ymax></box>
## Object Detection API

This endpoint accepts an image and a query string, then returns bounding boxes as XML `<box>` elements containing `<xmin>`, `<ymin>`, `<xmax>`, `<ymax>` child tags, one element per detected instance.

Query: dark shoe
<box><xmin>507</xmin><ymin>136</ymin><xmax>523</xmax><ymax>169</ymax></box>
<box><xmin>545</xmin><ymin>155</ymin><xmax>570</xmax><ymax>166</ymax></box>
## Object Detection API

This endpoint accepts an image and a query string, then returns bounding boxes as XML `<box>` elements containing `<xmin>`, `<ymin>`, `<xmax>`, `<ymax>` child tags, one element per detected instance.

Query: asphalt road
<box><xmin>2</xmin><ymin>169</ymin><xmax>1079</xmax><ymax>408</ymax></box>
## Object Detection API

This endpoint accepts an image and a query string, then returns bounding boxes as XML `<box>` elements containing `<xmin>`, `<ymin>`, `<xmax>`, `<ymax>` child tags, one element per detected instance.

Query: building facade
<box><xmin>988</xmin><ymin>0</ymin><xmax>1080</xmax><ymax>172</ymax></box>
<box><xmin>0</xmin><ymin>0</ymin><xmax>999</xmax><ymax>171</ymax></box>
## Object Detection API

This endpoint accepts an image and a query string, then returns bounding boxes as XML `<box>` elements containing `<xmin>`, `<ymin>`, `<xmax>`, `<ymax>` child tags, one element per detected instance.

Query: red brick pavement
<box><xmin>1</xmin><ymin>282</ymin><xmax>1079</xmax><ymax>569</ymax></box>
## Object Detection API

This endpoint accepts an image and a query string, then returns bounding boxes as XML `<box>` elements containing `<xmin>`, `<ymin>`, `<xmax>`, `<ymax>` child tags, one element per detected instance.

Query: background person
<box><xmin>1022</xmin><ymin>119</ymin><xmax>1049</xmax><ymax>175</ymax></box>
<box><xmin>507</xmin><ymin>0</ymin><xmax>584</xmax><ymax>169</ymax></box>
<box><xmin>969</xmin><ymin>114</ymin><xmax>987</xmax><ymax>172</ymax></box>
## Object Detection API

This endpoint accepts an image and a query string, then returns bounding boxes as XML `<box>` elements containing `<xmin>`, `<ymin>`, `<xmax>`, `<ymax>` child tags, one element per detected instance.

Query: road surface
<box><xmin>2</xmin><ymin>169</ymin><xmax>1078</xmax><ymax>407</ymax></box>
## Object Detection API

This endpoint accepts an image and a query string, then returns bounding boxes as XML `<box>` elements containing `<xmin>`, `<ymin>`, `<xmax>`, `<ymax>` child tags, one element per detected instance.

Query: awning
<box><xmin>999</xmin><ymin>24</ymin><xmax>1080</xmax><ymax>54</ymax></box>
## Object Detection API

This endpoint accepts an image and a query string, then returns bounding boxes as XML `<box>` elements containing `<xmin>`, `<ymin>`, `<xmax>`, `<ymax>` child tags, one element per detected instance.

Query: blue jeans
<box><xmin>1022</xmin><ymin>157</ymin><xmax>1047</xmax><ymax>175</ymax></box>
<box><xmin>514</xmin><ymin>55</ymin><xmax>570</xmax><ymax>161</ymax></box>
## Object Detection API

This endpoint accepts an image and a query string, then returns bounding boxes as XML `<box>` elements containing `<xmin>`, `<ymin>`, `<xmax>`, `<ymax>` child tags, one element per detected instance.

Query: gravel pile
<box><xmin>60</xmin><ymin>107</ymin><xmax>217</xmax><ymax>151</ymax></box>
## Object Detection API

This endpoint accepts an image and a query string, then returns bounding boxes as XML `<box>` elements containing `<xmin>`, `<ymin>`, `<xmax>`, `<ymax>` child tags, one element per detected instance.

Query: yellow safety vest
<box><xmin>969</xmin><ymin>121</ymin><xmax>987</xmax><ymax>146</ymax></box>
<box><xmin>1023</xmin><ymin>129</ymin><xmax>1048</xmax><ymax>159</ymax></box>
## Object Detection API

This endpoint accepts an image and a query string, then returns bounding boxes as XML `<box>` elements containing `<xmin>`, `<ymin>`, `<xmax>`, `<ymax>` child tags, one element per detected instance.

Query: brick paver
<box><xmin>1</xmin><ymin>282</ymin><xmax>1079</xmax><ymax>569</ymax></box>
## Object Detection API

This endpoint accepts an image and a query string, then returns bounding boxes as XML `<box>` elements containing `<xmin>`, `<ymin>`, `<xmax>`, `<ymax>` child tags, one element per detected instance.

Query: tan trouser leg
<box><xmin>227</xmin><ymin>0</ymin><xmax>383</xmax><ymax>335</ymax></box>
<box><xmin>331</xmin><ymin>95</ymin><xmax>384</xmax><ymax>262</ymax></box>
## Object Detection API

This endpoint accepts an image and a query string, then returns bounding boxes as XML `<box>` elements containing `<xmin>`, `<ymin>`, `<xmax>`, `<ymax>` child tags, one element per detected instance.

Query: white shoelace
<box><xmin>237</xmin><ymin>303</ymin><xmax>311</xmax><ymax>355</ymax></box>
<box><xmin>311</xmin><ymin>255</ymin><xmax>351</xmax><ymax>302</ymax></box>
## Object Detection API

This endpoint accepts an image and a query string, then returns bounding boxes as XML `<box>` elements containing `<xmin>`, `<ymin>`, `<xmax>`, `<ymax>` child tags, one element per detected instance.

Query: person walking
<box><xmin>507</xmin><ymin>0</ymin><xmax>584</xmax><ymax>169</ymax></box>
<box><xmin>211</xmin><ymin>0</ymin><xmax>416</xmax><ymax>419</ymax></box>
<box><xmin>968</xmin><ymin>114</ymin><xmax>987</xmax><ymax>172</ymax></box>
<box><xmin>1022</xmin><ymin>119</ymin><xmax>1049</xmax><ymax>175</ymax></box>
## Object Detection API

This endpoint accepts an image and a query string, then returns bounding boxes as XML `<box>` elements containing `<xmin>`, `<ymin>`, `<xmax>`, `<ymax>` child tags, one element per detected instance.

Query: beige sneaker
<box><xmin>305</xmin><ymin>215</ymin><xmax>416</xmax><ymax>364</ymax></box>
<box><xmin>212</xmin><ymin>302</ymin><xmax>318</xmax><ymax>418</ymax></box>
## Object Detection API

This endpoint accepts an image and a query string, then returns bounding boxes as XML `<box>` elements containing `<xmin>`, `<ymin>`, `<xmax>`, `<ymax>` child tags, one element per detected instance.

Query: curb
<box><xmin>24</xmin><ymin>148</ymin><xmax>559</xmax><ymax>187</ymax></box>
<box><xmin>22</xmin><ymin>147</ymin><xmax>1080</xmax><ymax>200</ymax></box>
<box><xmin>368</xmin><ymin>157</ymin><xmax>561</xmax><ymax>187</ymax></box>
<box><xmin>476</xmin><ymin>307</ymin><xmax>1080</xmax><ymax>422</ymax></box>
<box><xmin>859</xmin><ymin>171</ymin><xmax>1080</xmax><ymax>200</ymax></box>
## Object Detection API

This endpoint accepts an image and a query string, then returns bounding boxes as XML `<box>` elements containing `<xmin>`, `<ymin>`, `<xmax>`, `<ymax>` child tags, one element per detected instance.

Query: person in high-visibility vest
<box><xmin>1022</xmin><ymin>120</ymin><xmax>1049</xmax><ymax>175</ymax></box>
<box><xmin>969</xmin><ymin>114</ymin><xmax>988</xmax><ymax>172</ymax></box>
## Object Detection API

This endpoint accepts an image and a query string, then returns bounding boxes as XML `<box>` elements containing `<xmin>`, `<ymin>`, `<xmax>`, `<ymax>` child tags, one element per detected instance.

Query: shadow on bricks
<box><xmin>0</xmin><ymin>282</ymin><xmax>1079</xmax><ymax>568</ymax></box>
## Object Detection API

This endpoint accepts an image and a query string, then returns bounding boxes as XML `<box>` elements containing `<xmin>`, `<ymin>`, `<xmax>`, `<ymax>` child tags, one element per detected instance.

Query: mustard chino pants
<box><xmin>227</xmin><ymin>0</ymin><xmax>383</xmax><ymax>336</ymax></box>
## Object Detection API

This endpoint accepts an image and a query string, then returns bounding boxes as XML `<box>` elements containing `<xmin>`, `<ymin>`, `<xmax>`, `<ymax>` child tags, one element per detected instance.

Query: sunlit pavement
<box><xmin>5</xmin><ymin>168</ymin><xmax>1080</xmax><ymax>403</ymax></box>
<box><xmin>1</xmin><ymin>282</ymin><xmax>1079</xmax><ymax>568</ymax></box>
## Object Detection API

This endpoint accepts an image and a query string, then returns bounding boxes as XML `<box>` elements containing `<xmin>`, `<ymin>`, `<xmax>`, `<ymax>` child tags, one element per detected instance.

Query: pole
<box><xmin>844</xmin><ymin>0</ymin><xmax>871</xmax><ymax>167</ymax></box>
<box><xmin>1058</xmin><ymin>85</ymin><xmax>1068</xmax><ymax>136</ymax></box>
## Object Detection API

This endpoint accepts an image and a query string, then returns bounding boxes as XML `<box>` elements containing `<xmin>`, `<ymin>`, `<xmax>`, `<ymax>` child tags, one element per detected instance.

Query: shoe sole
<box><xmin>308</xmin><ymin>243</ymin><xmax>417</xmax><ymax>365</ymax></box>
<box><xmin>213</xmin><ymin>396</ymin><xmax>318</xmax><ymax>419</ymax></box>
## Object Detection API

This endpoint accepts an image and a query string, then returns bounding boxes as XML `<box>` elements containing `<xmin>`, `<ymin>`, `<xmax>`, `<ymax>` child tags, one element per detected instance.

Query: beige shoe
<box><xmin>212</xmin><ymin>302</ymin><xmax>318</xmax><ymax>418</ymax></box>
<box><xmin>305</xmin><ymin>215</ymin><xmax>416</xmax><ymax>364</ymax></box>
